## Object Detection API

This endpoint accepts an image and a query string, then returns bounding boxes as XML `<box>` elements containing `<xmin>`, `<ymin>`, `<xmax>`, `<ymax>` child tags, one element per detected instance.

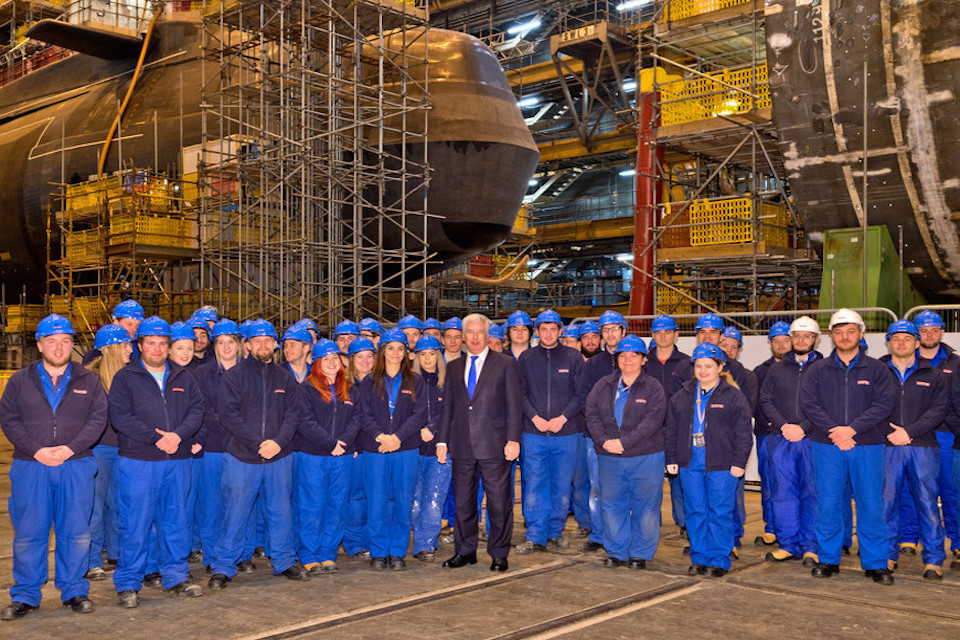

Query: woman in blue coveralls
<box><xmin>585</xmin><ymin>335</ymin><xmax>667</xmax><ymax>569</ymax></box>
<box><xmin>343</xmin><ymin>337</ymin><xmax>376</xmax><ymax>559</ymax></box>
<box><xmin>290</xmin><ymin>339</ymin><xmax>360</xmax><ymax>574</ymax></box>
<box><xmin>85</xmin><ymin>324</ymin><xmax>135</xmax><ymax>581</ymax></box>
<box><xmin>410</xmin><ymin>335</ymin><xmax>450</xmax><ymax>562</ymax></box>
<box><xmin>665</xmin><ymin>343</ymin><xmax>753</xmax><ymax>577</ymax></box>
<box><xmin>356</xmin><ymin>329</ymin><xmax>428</xmax><ymax>570</ymax></box>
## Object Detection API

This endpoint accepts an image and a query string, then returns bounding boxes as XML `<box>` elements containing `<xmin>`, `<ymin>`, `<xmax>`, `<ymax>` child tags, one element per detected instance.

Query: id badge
<box><xmin>692</xmin><ymin>433</ymin><xmax>705</xmax><ymax>448</ymax></box>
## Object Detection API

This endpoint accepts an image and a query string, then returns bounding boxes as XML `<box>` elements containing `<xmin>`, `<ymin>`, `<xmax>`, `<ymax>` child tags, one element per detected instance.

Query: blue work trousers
<box><xmin>197</xmin><ymin>451</ymin><xmax>224</xmax><ymax>560</ymax></box>
<box><xmin>898</xmin><ymin>431</ymin><xmax>958</xmax><ymax>552</ymax></box>
<box><xmin>296</xmin><ymin>452</ymin><xmax>350</xmax><ymax>564</ymax></box>
<box><xmin>811</xmin><ymin>442</ymin><xmax>886</xmax><ymax>569</ymax></box>
<box><xmin>598</xmin><ymin>452</ymin><xmax>664</xmax><ymax>562</ymax></box>
<box><xmin>571</xmin><ymin>435</ymin><xmax>593</xmax><ymax>530</ymax></box>
<box><xmin>883</xmin><ymin>446</ymin><xmax>945</xmax><ymax>566</ymax></box>
<box><xmin>363</xmin><ymin>449</ymin><xmax>419</xmax><ymax>558</ymax></box>
<box><xmin>756</xmin><ymin>435</ymin><xmax>776</xmax><ymax>535</ymax></box>
<box><xmin>211</xmin><ymin>454</ymin><xmax>297</xmax><ymax>577</ymax></box>
<box><xmin>412</xmin><ymin>454</ymin><xmax>453</xmax><ymax>554</ymax></box>
<box><xmin>113</xmin><ymin>457</ymin><xmax>191</xmax><ymax>591</ymax></box>
<box><xmin>767</xmin><ymin>434</ymin><xmax>818</xmax><ymax>556</ymax></box>
<box><xmin>9</xmin><ymin>458</ymin><xmax>96</xmax><ymax>606</ymax></box>
<box><xmin>343</xmin><ymin>453</ymin><xmax>368</xmax><ymax>555</ymax></box>
<box><xmin>678</xmin><ymin>466</ymin><xmax>738</xmax><ymax>570</ymax></box>
<box><xmin>585</xmin><ymin>444</ymin><xmax>604</xmax><ymax>545</ymax></box>
<box><xmin>520</xmin><ymin>432</ymin><xmax>579</xmax><ymax>545</ymax></box>
<box><xmin>89</xmin><ymin>444</ymin><xmax>119</xmax><ymax>567</ymax></box>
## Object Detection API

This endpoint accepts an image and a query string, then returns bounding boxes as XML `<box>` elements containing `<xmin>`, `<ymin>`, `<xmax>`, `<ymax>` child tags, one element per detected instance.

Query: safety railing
<box><xmin>659</xmin><ymin>0</ymin><xmax>754</xmax><ymax>23</ymax></box>
<box><xmin>659</xmin><ymin>63</ymin><xmax>770</xmax><ymax>128</ymax></box>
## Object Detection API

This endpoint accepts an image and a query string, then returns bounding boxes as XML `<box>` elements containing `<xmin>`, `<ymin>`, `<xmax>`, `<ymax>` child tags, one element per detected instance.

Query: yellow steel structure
<box><xmin>660</xmin><ymin>0</ymin><xmax>754</xmax><ymax>22</ymax></box>
<box><xmin>664</xmin><ymin>196</ymin><xmax>789</xmax><ymax>248</ymax></box>
<box><xmin>660</xmin><ymin>63</ymin><xmax>770</xmax><ymax>127</ymax></box>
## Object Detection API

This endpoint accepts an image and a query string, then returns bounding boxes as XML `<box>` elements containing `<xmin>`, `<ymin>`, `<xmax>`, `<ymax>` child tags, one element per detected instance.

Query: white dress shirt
<box><xmin>463</xmin><ymin>346</ymin><xmax>490</xmax><ymax>388</ymax></box>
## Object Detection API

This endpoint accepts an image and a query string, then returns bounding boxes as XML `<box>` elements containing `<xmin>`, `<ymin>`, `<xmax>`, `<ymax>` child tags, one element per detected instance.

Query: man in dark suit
<box><xmin>437</xmin><ymin>313</ymin><xmax>523</xmax><ymax>572</ymax></box>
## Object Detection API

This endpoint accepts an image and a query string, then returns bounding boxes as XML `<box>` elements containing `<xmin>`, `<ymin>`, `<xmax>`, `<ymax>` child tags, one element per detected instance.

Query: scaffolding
<box><xmin>644</xmin><ymin>0</ymin><xmax>821</xmax><ymax>313</ymax></box>
<box><xmin>198</xmin><ymin>0</ymin><xmax>432</xmax><ymax>329</ymax></box>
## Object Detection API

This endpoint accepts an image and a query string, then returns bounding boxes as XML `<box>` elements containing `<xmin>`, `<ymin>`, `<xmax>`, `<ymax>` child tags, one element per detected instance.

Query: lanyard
<box><xmin>694</xmin><ymin>383</ymin><xmax>714</xmax><ymax>434</ymax></box>
<box><xmin>386</xmin><ymin>374</ymin><xmax>402</xmax><ymax>415</ymax></box>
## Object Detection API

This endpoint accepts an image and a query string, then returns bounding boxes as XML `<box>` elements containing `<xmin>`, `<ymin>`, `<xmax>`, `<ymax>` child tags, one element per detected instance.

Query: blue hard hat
<box><xmin>192</xmin><ymin>306</ymin><xmax>219</xmax><ymax>323</ymax></box>
<box><xmin>423</xmin><ymin>318</ymin><xmax>442</xmax><ymax>331</ymax></box>
<box><xmin>488</xmin><ymin>324</ymin><xmax>505</xmax><ymax>340</ymax></box>
<box><xmin>210</xmin><ymin>319</ymin><xmax>241</xmax><ymax>339</ymax></box>
<box><xmin>694</xmin><ymin>313</ymin><xmax>725</xmax><ymax>331</ymax></box>
<box><xmin>506</xmin><ymin>310</ymin><xmax>533</xmax><ymax>327</ymax></box>
<box><xmin>651</xmin><ymin>314</ymin><xmax>679</xmax><ymax>332</ymax></box>
<box><xmin>348</xmin><ymin>337</ymin><xmax>376</xmax><ymax>356</ymax></box>
<box><xmin>598</xmin><ymin>310</ymin><xmax>628</xmax><ymax>329</ymax></box>
<box><xmin>136</xmin><ymin>316</ymin><xmax>171</xmax><ymax>338</ymax></box>
<box><xmin>768</xmin><ymin>321</ymin><xmax>791</xmax><ymax>339</ymax></box>
<box><xmin>358</xmin><ymin>318</ymin><xmax>384</xmax><ymax>335</ymax></box>
<box><xmin>282</xmin><ymin>326</ymin><xmax>314</xmax><ymax>344</ymax></box>
<box><xmin>722</xmin><ymin>326</ymin><xmax>743</xmax><ymax>345</ymax></box>
<box><xmin>614</xmin><ymin>334</ymin><xmax>648</xmax><ymax>355</ymax></box>
<box><xmin>859</xmin><ymin>337</ymin><xmax>869</xmax><ymax>352</ymax></box>
<box><xmin>239</xmin><ymin>319</ymin><xmax>254</xmax><ymax>340</ymax></box>
<box><xmin>333</xmin><ymin>320</ymin><xmax>360</xmax><ymax>337</ymax></box>
<box><xmin>246</xmin><ymin>319</ymin><xmax>278</xmax><ymax>339</ymax></box>
<box><xmin>397</xmin><ymin>315</ymin><xmax>422</xmax><ymax>331</ymax></box>
<box><xmin>442</xmin><ymin>317</ymin><xmax>463</xmax><ymax>332</ymax></box>
<box><xmin>170</xmin><ymin>321</ymin><xmax>196</xmax><ymax>343</ymax></box>
<box><xmin>913</xmin><ymin>310</ymin><xmax>946</xmax><ymax>329</ymax></box>
<box><xmin>380</xmin><ymin>328</ymin><xmax>408</xmax><ymax>347</ymax></box>
<box><xmin>35</xmin><ymin>313</ymin><xmax>76</xmax><ymax>339</ymax></box>
<box><xmin>886</xmin><ymin>320</ymin><xmax>920</xmax><ymax>341</ymax></box>
<box><xmin>112</xmin><ymin>299</ymin><xmax>144</xmax><ymax>320</ymax></box>
<box><xmin>562</xmin><ymin>323</ymin><xmax>581</xmax><ymax>339</ymax></box>
<box><xmin>294</xmin><ymin>318</ymin><xmax>318</xmax><ymax>332</ymax></box>
<box><xmin>414</xmin><ymin>334</ymin><xmax>443</xmax><ymax>352</ymax></box>
<box><xmin>579</xmin><ymin>321</ymin><xmax>600</xmax><ymax>337</ymax></box>
<box><xmin>535</xmin><ymin>309</ymin><xmax>563</xmax><ymax>329</ymax></box>
<box><xmin>311</xmin><ymin>338</ymin><xmax>341</xmax><ymax>360</ymax></box>
<box><xmin>691</xmin><ymin>342</ymin><xmax>726</xmax><ymax>363</ymax></box>
<box><xmin>94</xmin><ymin>324</ymin><xmax>133</xmax><ymax>349</ymax></box>
<box><xmin>186</xmin><ymin>315</ymin><xmax>209</xmax><ymax>332</ymax></box>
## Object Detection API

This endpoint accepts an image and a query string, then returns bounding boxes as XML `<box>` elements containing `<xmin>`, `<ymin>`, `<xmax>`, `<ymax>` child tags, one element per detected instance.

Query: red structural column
<box><xmin>629</xmin><ymin>91</ymin><xmax>660</xmax><ymax>317</ymax></box>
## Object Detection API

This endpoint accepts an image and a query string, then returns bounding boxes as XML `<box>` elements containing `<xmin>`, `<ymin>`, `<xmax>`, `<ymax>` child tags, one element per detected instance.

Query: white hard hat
<box><xmin>789</xmin><ymin>315</ymin><xmax>821</xmax><ymax>336</ymax></box>
<box><xmin>828</xmin><ymin>308</ymin><xmax>866</xmax><ymax>331</ymax></box>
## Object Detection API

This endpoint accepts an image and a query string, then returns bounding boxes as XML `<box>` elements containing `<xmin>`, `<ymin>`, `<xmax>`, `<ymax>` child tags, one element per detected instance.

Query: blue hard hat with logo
<box><xmin>348</xmin><ymin>337</ymin><xmax>376</xmax><ymax>356</ymax></box>
<box><xmin>579</xmin><ymin>321</ymin><xmax>600</xmax><ymax>337</ymax></box>
<box><xmin>695</xmin><ymin>313</ymin><xmax>725</xmax><ymax>331</ymax></box>
<box><xmin>358</xmin><ymin>318</ymin><xmax>384</xmax><ymax>335</ymax></box>
<box><xmin>192</xmin><ymin>306</ymin><xmax>219</xmax><ymax>323</ymax></box>
<box><xmin>170</xmin><ymin>321</ymin><xmax>196</xmax><ymax>343</ymax></box>
<box><xmin>506</xmin><ymin>310</ymin><xmax>533</xmax><ymax>327</ymax></box>
<box><xmin>768</xmin><ymin>321</ymin><xmax>791</xmax><ymax>339</ymax></box>
<box><xmin>112</xmin><ymin>299</ymin><xmax>144</xmax><ymax>320</ymax></box>
<box><xmin>488</xmin><ymin>324</ymin><xmax>504</xmax><ymax>340</ymax></box>
<box><xmin>36</xmin><ymin>313</ymin><xmax>76</xmax><ymax>339</ymax></box>
<box><xmin>210</xmin><ymin>319</ymin><xmax>241</xmax><ymax>339</ymax></box>
<box><xmin>333</xmin><ymin>320</ymin><xmax>360</xmax><ymax>337</ymax></box>
<box><xmin>442</xmin><ymin>317</ymin><xmax>463</xmax><ymax>333</ymax></box>
<box><xmin>282</xmin><ymin>326</ymin><xmax>314</xmax><ymax>344</ymax></box>
<box><xmin>380</xmin><ymin>328</ymin><xmax>408</xmax><ymax>347</ymax></box>
<box><xmin>651</xmin><ymin>314</ymin><xmax>679</xmax><ymax>332</ymax></box>
<box><xmin>239</xmin><ymin>319</ymin><xmax>254</xmax><ymax>340</ymax></box>
<box><xmin>136</xmin><ymin>316</ymin><xmax>171</xmax><ymax>338</ymax></box>
<box><xmin>614</xmin><ymin>334</ymin><xmax>648</xmax><ymax>355</ymax></box>
<box><xmin>886</xmin><ymin>319</ymin><xmax>920</xmax><ymax>340</ymax></box>
<box><xmin>94</xmin><ymin>324</ymin><xmax>133</xmax><ymax>349</ymax></box>
<box><xmin>397</xmin><ymin>315</ymin><xmax>422</xmax><ymax>331</ymax></box>
<box><xmin>294</xmin><ymin>318</ymin><xmax>318</xmax><ymax>333</ymax></box>
<box><xmin>691</xmin><ymin>342</ymin><xmax>726</xmax><ymax>363</ymax></box>
<box><xmin>246</xmin><ymin>319</ymin><xmax>278</xmax><ymax>339</ymax></box>
<box><xmin>722</xmin><ymin>326</ymin><xmax>742</xmax><ymax>345</ymax></box>
<box><xmin>311</xmin><ymin>338</ymin><xmax>341</xmax><ymax>360</ymax></box>
<box><xmin>598</xmin><ymin>310</ymin><xmax>628</xmax><ymax>329</ymax></box>
<box><xmin>913</xmin><ymin>310</ymin><xmax>946</xmax><ymax>329</ymax></box>
<box><xmin>535</xmin><ymin>309</ymin><xmax>563</xmax><ymax>329</ymax></box>
<box><xmin>423</xmin><ymin>318</ymin><xmax>442</xmax><ymax>331</ymax></box>
<box><xmin>414</xmin><ymin>334</ymin><xmax>443</xmax><ymax>352</ymax></box>
<box><xmin>186</xmin><ymin>315</ymin><xmax>209</xmax><ymax>332</ymax></box>
<box><xmin>562</xmin><ymin>323</ymin><xmax>581</xmax><ymax>339</ymax></box>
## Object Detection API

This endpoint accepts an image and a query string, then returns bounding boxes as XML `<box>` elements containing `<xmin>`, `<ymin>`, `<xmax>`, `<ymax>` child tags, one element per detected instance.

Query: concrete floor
<box><xmin>2</xmin><ymin>437</ymin><xmax>960</xmax><ymax>639</ymax></box>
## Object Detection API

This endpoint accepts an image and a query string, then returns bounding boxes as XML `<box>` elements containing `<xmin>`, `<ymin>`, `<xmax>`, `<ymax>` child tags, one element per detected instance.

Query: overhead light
<box><xmin>616</xmin><ymin>253</ymin><xmax>633</xmax><ymax>262</ymax></box>
<box><xmin>622</xmin><ymin>79</ymin><xmax>637</xmax><ymax>92</ymax></box>
<box><xmin>517</xmin><ymin>96</ymin><xmax>541</xmax><ymax>108</ymax></box>
<box><xmin>616</xmin><ymin>0</ymin><xmax>653</xmax><ymax>10</ymax></box>
<box><xmin>528</xmin><ymin>179</ymin><xmax>539</xmax><ymax>186</ymax></box>
<box><xmin>619</xmin><ymin>168</ymin><xmax>636</xmax><ymax>177</ymax></box>
<box><xmin>507</xmin><ymin>17</ymin><xmax>541</xmax><ymax>35</ymax></box>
